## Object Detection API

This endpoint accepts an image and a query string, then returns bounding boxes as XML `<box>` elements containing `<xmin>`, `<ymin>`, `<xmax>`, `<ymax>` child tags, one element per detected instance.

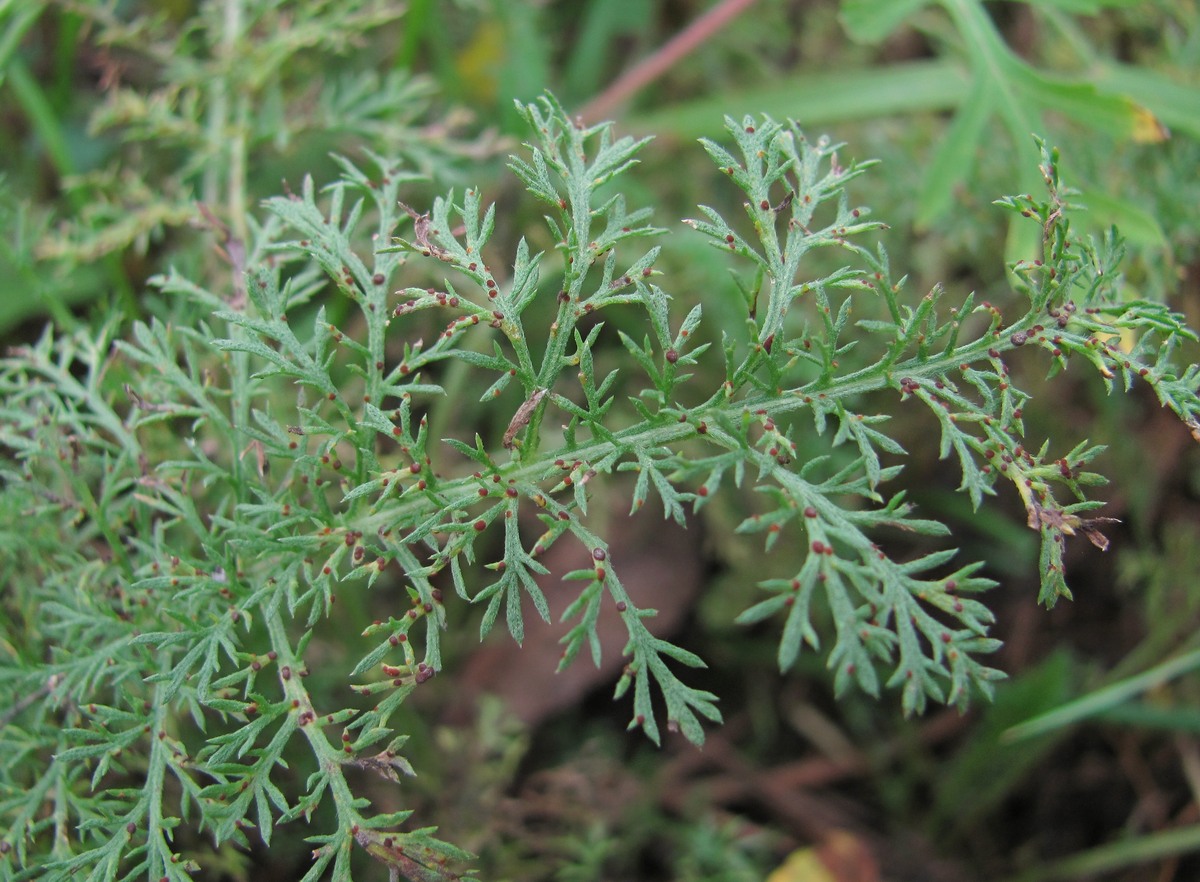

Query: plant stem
<box><xmin>580</xmin><ymin>0</ymin><xmax>761</xmax><ymax>122</ymax></box>
<box><xmin>361</xmin><ymin>314</ymin><xmax>1030</xmax><ymax>551</ymax></box>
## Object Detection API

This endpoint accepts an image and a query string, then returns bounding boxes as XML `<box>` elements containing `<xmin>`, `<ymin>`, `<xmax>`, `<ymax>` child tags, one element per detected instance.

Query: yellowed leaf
<box><xmin>766</xmin><ymin>847</ymin><xmax>837</xmax><ymax>882</ymax></box>
<box><xmin>1130</xmin><ymin>102</ymin><xmax>1169</xmax><ymax>143</ymax></box>
<box><xmin>766</xmin><ymin>831</ymin><xmax>879</xmax><ymax>882</ymax></box>
<box><xmin>455</xmin><ymin>21</ymin><xmax>506</xmax><ymax>104</ymax></box>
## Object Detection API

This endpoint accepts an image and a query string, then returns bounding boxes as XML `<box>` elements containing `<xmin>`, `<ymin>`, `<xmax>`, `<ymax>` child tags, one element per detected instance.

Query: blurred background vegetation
<box><xmin>2</xmin><ymin>0</ymin><xmax>1199</xmax><ymax>879</ymax></box>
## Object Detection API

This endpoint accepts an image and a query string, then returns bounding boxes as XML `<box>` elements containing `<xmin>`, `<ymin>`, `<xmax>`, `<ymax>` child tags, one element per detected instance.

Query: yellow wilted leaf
<box><xmin>765</xmin><ymin>831</ymin><xmax>879</xmax><ymax>882</ymax></box>
<box><xmin>1130</xmin><ymin>102</ymin><xmax>1169</xmax><ymax>143</ymax></box>
<box><xmin>455</xmin><ymin>21</ymin><xmax>506</xmax><ymax>104</ymax></box>
<box><xmin>766</xmin><ymin>847</ymin><xmax>837</xmax><ymax>882</ymax></box>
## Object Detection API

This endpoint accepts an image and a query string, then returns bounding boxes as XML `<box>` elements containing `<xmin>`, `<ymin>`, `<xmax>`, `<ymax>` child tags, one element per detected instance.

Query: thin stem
<box><xmin>145</xmin><ymin>683</ymin><xmax>173</xmax><ymax>877</ymax></box>
<box><xmin>205</xmin><ymin>0</ymin><xmax>248</xmax><ymax>241</ymax></box>
<box><xmin>579</xmin><ymin>0</ymin><xmax>761</xmax><ymax>122</ymax></box>
<box><xmin>1003</xmin><ymin>824</ymin><xmax>1200</xmax><ymax>882</ymax></box>
<box><xmin>264</xmin><ymin>607</ymin><xmax>356</xmax><ymax>811</ymax></box>
<box><xmin>361</xmin><ymin>310</ymin><xmax>1036</xmax><ymax>545</ymax></box>
<box><xmin>224</xmin><ymin>0</ymin><xmax>248</xmax><ymax>243</ymax></box>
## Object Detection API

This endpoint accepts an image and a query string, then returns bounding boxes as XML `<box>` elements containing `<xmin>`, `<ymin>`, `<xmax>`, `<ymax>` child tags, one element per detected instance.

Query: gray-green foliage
<box><xmin>2</xmin><ymin>92</ymin><xmax>1198</xmax><ymax>881</ymax></box>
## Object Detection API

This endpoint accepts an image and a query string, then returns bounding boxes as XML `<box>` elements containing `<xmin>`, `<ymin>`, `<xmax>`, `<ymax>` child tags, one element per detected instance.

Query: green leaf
<box><xmin>1093</xmin><ymin>62</ymin><xmax>1200</xmax><ymax>139</ymax></box>
<box><xmin>840</xmin><ymin>0</ymin><xmax>934</xmax><ymax>43</ymax></box>
<box><xmin>631</xmin><ymin>60</ymin><xmax>968</xmax><ymax>137</ymax></box>
<box><xmin>916</xmin><ymin>76</ymin><xmax>994</xmax><ymax>226</ymax></box>
<box><xmin>1006</xmin><ymin>647</ymin><xmax>1200</xmax><ymax>741</ymax></box>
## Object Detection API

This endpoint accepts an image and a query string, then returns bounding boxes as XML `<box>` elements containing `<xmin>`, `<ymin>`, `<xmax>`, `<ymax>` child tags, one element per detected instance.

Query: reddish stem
<box><xmin>578</xmin><ymin>0</ymin><xmax>761</xmax><ymax>123</ymax></box>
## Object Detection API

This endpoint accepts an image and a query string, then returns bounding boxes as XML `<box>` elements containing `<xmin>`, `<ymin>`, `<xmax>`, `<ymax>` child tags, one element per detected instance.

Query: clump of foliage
<box><xmin>2</xmin><ymin>88</ymin><xmax>1198</xmax><ymax>881</ymax></box>
<box><xmin>0</xmin><ymin>0</ymin><xmax>478</xmax><ymax>333</ymax></box>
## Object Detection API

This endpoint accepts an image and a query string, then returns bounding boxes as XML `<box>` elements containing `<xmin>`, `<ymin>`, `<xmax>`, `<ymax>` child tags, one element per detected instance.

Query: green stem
<box><xmin>0</xmin><ymin>3</ymin><xmax>43</xmax><ymax>88</ymax></box>
<box><xmin>51</xmin><ymin>755</ymin><xmax>72</xmax><ymax>859</ymax></box>
<box><xmin>144</xmin><ymin>684</ymin><xmax>173</xmax><ymax>878</ymax></box>
<box><xmin>264</xmin><ymin>607</ymin><xmax>360</xmax><ymax>819</ymax></box>
<box><xmin>361</xmin><ymin>310</ymin><xmax>1040</xmax><ymax>543</ymax></box>
<box><xmin>224</xmin><ymin>0</ymin><xmax>249</xmax><ymax>243</ymax></box>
